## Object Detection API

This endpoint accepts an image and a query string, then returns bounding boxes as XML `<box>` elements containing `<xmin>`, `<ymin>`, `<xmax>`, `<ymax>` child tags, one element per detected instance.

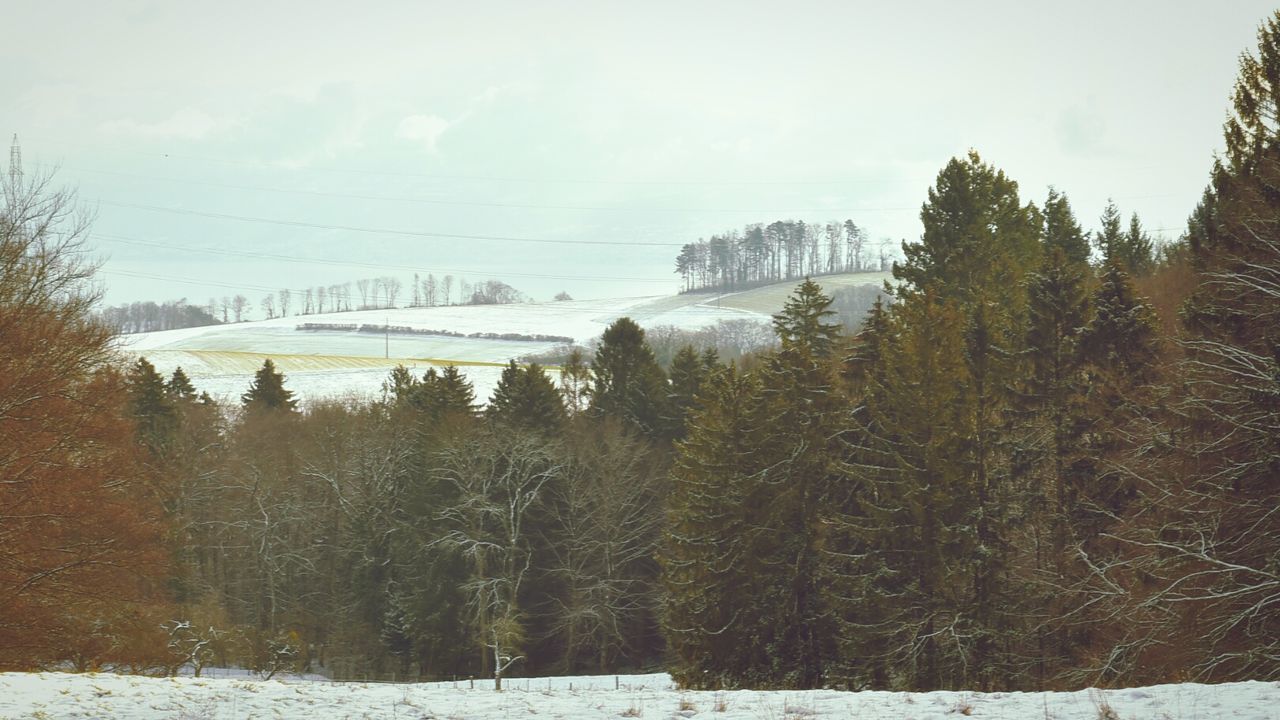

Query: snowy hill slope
<box><xmin>2</xmin><ymin>671</ymin><xmax>1276</xmax><ymax>720</ymax></box>
<box><xmin>120</xmin><ymin>273</ymin><xmax>883</xmax><ymax>405</ymax></box>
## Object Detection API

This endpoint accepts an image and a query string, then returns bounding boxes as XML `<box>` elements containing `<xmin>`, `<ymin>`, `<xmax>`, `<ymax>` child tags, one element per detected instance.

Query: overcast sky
<box><xmin>3</xmin><ymin>1</ymin><xmax>1275</xmax><ymax>308</ymax></box>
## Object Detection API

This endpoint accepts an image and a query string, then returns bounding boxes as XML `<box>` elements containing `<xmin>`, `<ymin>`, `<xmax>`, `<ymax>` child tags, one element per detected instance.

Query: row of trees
<box><xmin>674</xmin><ymin>219</ymin><xmax>895</xmax><ymax>292</ymax></box>
<box><xmin>233</xmin><ymin>275</ymin><xmax>528</xmax><ymax>324</ymax></box>
<box><xmin>101</xmin><ymin>298</ymin><xmax>221</xmax><ymax>333</ymax></box>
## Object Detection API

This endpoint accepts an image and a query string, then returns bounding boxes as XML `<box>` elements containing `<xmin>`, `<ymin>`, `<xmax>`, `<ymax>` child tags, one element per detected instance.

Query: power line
<box><xmin>92</xmin><ymin>232</ymin><xmax>676</xmax><ymax>283</ymax></box>
<box><xmin>28</xmin><ymin>137</ymin><xmax>924</xmax><ymax>186</ymax></box>
<box><xmin>55</xmin><ymin>164</ymin><xmax>917</xmax><ymax>214</ymax></box>
<box><xmin>95</xmin><ymin>199</ymin><xmax>689</xmax><ymax>247</ymax></box>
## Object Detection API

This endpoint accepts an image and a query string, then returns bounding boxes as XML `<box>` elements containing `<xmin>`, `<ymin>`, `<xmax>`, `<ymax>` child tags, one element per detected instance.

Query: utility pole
<box><xmin>9</xmin><ymin>134</ymin><xmax>22</xmax><ymax>184</ymax></box>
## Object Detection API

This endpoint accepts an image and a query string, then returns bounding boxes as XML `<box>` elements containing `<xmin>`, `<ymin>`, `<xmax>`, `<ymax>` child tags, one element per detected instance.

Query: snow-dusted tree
<box><xmin>385</xmin><ymin>276</ymin><xmax>403</xmax><ymax>308</ymax></box>
<box><xmin>433</xmin><ymin>428</ymin><xmax>561</xmax><ymax>688</ymax></box>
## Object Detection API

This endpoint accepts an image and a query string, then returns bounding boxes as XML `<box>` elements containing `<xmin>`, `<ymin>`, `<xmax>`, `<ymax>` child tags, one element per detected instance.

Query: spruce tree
<box><xmin>1094</xmin><ymin>200</ymin><xmax>1125</xmax><ymax>265</ymax></box>
<box><xmin>1079</xmin><ymin>259</ymin><xmax>1159</xmax><ymax>381</ymax></box>
<box><xmin>1074</xmin><ymin>259</ymin><xmax>1159</xmax><ymax>531</ymax></box>
<box><xmin>1017</xmin><ymin>246</ymin><xmax>1091</xmax><ymax>564</ymax></box>
<box><xmin>126</xmin><ymin>356</ymin><xmax>176</xmax><ymax>453</ymax></box>
<box><xmin>668</xmin><ymin>345</ymin><xmax>717</xmax><ymax>437</ymax></box>
<box><xmin>241</xmin><ymin>358</ymin><xmax>298</xmax><ymax>412</ymax></box>
<box><xmin>408</xmin><ymin>366</ymin><xmax>477</xmax><ymax>423</ymax></box>
<box><xmin>661</xmin><ymin>366</ymin><xmax>765</xmax><ymax>688</ymax></box>
<box><xmin>588</xmin><ymin>318</ymin><xmax>673</xmax><ymax>438</ymax></box>
<box><xmin>486</xmin><ymin>361</ymin><xmax>566</xmax><ymax>431</ymax></box>
<box><xmin>166</xmin><ymin>366</ymin><xmax>197</xmax><ymax>401</ymax></box>
<box><xmin>896</xmin><ymin>150</ymin><xmax>1041</xmax><ymax>309</ymax></box>
<box><xmin>1042</xmin><ymin>188</ymin><xmax>1091</xmax><ymax>266</ymax></box>
<box><xmin>771</xmin><ymin>278</ymin><xmax>841</xmax><ymax>358</ymax></box>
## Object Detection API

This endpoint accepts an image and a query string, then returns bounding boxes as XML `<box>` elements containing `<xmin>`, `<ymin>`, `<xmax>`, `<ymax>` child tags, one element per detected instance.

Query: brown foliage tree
<box><xmin>0</xmin><ymin>165</ymin><xmax>170</xmax><ymax>670</ymax></box>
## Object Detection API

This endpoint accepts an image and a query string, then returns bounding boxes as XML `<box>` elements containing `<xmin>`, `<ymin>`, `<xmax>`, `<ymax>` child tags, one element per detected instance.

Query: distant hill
<box><xmin>120</xmin><ymin>273</ymin><xmax>885</xmax><ymax>405</ymax></box>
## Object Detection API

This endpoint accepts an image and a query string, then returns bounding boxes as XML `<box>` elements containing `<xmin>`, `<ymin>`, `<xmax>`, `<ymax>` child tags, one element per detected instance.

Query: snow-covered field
<box><xmin>2</xmin><ymin>671</ymin><xmax>1276</xmax><ymax>719</ymax></box>
<box><xmin>119</xmin><ymin>289</ymin><xmax>776</xmax><ymax>406</ymax></box>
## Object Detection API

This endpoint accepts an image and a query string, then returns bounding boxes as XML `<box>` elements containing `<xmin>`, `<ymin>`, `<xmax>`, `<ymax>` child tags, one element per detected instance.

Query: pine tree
<box><xmin>126</xmin><ymin>356</ymin><xmax>176</xmax><ymax>453</ymax></box>
<box><xmin>1094</xmin><ymin>200</ymin><xmax>1125</xmax><ymax>265</ymax></box>
<box><xmin>588</xmin><ymin>318</ymin><xmax>673</xmax><ymax>438</ymax></box>
<box><xmin>668</xmin><ymin>345</ymin><xmax>717</xmax><ymax>437</ymax></box>
<box><xmin>896</xmin><ymin>150</ymin><xmax>1041</xmax><ymax>309</ymax></box>
<box><xmin>558</xmin><ymin>348</ymin><xmax>591</xmax><ymax>415</ymax></box>
<box><xmin>850</xmin><ymin>291</ymin><xmax>975</xmax><ymax>690</ymax></box>
<box><xmin>1122</xmin><ymin>214</ymin><xmax>1154</xmax><ymax>276</ymax></box>
<box><xmin>771</xmin><ymin>278</ymin><xmax>841</xmax><ymax>358</ymax></box>
<box><xmin>486</xmin><ymin>361</ymin><xmax>566</xmax><ymax>431</ymax></box>
<box><xmin>874</xmin><ymin>152</ymin><xmax>1041</xmax><ymax>689</ymax></box>
<box><xmin>1042</xmin><ymin>189</ymin><xmax>1091</xmax><ymax>267</ymax></box>
<box><xmin>408</xmin><ymin>366</ymin><xmax>477</xmax><ymax>423</ymax></box>
<box><xmin>661</xmin><ymin>366</ymin><xmax>766</xmax><ymax>688</ymax></box>
<box><xmin>1079</xmin><ymin>259</ymin><xmax>1159</xmax><ymax>382</ymax></box>
<box><xmin>241</xmin><ymin>358</ymin><xmax>298</xmax><ymax>412</ymax></box>
<box><xmin>1015</xmin><ymin>247</ymin><xmax>1092</xmax><ymax>654</ymax></box>
<box><xmin>1074</xmin><ymin>259</ymin><xmax>1159</xmax><ymax>532</ymax></box>
<box><xmin>166</xmin><ymin>366</ymin><xmax>197</xmax><ymax>401</ymax></box>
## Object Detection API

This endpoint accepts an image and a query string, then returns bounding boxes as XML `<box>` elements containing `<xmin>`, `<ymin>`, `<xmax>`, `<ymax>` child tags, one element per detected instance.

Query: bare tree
<box><xmin>442</xmin><ymin>275</ymin><xmax>454</xmax><ymax>306</ymax></box>
<box><xmin>384</xmin><ymin>277</ymin><xmax>402</xmax><ymax>308</ymax></box>
<box><xmin>278</xmin><ymin>288</ymin><xmax>291</xmax><ymax>318</ymax></box>
<box><xmin>432</xmin><ymin>428</ymin><xmax>560</xmax><ymax>688</ymax></box>
<box><xmin>261</xmin><ymin>294</ymin><xmax>276</xmax><ymax>320</ymax></box>
<box><xmin>357</xmin><ymin>278</ymin><xmax>371</xmax><ymax>309</ymax></box>
<box><xmin>315</xmin><ymin>285</ymin><xmax>327</xmax><ymax>314</ymax></box>
<box><xmin>231</xmin><ymin>294</ymin><xmax>248</xmax><ymax>322</ymax></box>
<box><xmin>549</xmin><ymin>423</ymin><xmax>663</xmax><ymax>672</ymax></box>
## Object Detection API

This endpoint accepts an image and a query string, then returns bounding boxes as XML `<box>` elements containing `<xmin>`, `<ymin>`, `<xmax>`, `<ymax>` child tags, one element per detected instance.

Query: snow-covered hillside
<box><xmin>2</xmin><ymin>671</ymin><xmax>1276</xmax><ymax>719</ymax></box>
<box><xmin>119</xmin><ymin>276</ymin><xmax>859</xmax><ymax>406</ymax></box>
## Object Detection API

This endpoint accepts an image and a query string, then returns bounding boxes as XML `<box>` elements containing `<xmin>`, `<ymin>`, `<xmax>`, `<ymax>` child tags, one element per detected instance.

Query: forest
<box><xmin>2</xmin><ymin>12</ymin><xmax>1278</xmax><ymax>695</ymax></box>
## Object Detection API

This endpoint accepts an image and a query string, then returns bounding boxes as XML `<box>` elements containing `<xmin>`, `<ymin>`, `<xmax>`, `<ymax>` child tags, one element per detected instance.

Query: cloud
<box><xmin>396</xmin><ymin>114</ymin><xmax>452</xmax><ymax>152</ymax></box>
<box><xmin>100</xmin><ymin>107</ymin><xmax>234</xmax><ymax>140</ymax></box>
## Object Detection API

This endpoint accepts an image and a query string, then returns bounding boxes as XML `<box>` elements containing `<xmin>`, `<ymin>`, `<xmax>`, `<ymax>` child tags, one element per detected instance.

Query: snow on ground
<box><xmin>1</xmin><ymin>671</ymin><xmax>1276</xmax><ymax>719</ymax></box>
<box><xmin>118</xmin><ymin>274</ymin><xmax>886</xmax><ymax>407</ymax></box>
<box><xmin>119</xmin><ymin>294</ymin><xmax>770</xmax><ymax>407</ymax></box>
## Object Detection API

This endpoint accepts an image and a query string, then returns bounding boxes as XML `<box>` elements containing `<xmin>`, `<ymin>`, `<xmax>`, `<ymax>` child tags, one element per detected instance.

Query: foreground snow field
<box><xmin>2</xmin><ymin>672</ymin><xmax>1276</xmax><ymax>720</ymax></box>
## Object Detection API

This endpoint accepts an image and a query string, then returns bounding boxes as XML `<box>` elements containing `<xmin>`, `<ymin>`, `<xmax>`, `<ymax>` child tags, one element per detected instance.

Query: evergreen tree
<box><xmin>406</xmin><ymin>366</ymin><xmax>477</xmax><ymax>424</ymax></box>
<box><xmin>1079</xmin><ymin>260</ymin><xmax>1159</xmax><ymax>381</ymax></box>
<box><xmin>661</xmin><ymin>366</ymin><xmax>766</xmax><ymax>688</ymax></box>
<box><xmin>849</xmin><ymin>291</ymin><xmax>976</xmax><ymax>690</ymax></box>
<box><xmin>895</xmin><ymin>150</ymin><xmax>1041</xmax><ymax>308</ymax></box>
<box><xmin>771</xmin><ymin>278</ymin><xmax>841</xmax><ymax>358</ymax></box>
<box><xmin>1121</xmin><ymin>214</ymin><xmax>1154</xmax><ymax>276</ymax></box>
<box><xmin>1016</xmin><ymin>246</ymin><xmax>1092</xmax><ymax>569</ymax></box>
<box><xmin>1042</xmin><ymin>188</ymin><xmax>1091</xmax><ymax>267</ymax></box>
<box><xmin>486</xmin><ymin>361</ymin><xmax>566</xmax><ymax>432</ymax></box>
<box><xmin>1099</xmin><ymin>12</ymin><xmax>1280</xmax><ymax>681</ymax></box>
<box><xmin>166</xmin><ymin>366</ymin><xmax>197</xmax><ymax>401</ymax></box>
<box><xmin>588</xmin><ymin>318</ymin><xmax>673</xmax><ymax>438</ymax></box>
<box><xmin>1094</xmin><ymin>200</ymin><xmax>1125</xmax><ymax>265</ymax></box>
<box><xmin>668</xmin><ymin>345</ymin><xmax>718</xmax><ymax>437</ymax></box>
<box><xmin>558</xmin><ymin>348</ymin><xmax>591</xmax><ymax>415</ymax></box>
<box><xmin>1073</xmin><ymin>259</ymin><xmax>1159</xmax><ymax>533</ymax></box>
<box><xmin>126</xmin><ymin>356</ymin><xmax>176</xmax><ymax>453</ymax></box>
<box><xmin>241</xmin><ymin>358</ymin><xmax>298</xmax><ymax>412</ymax></box>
